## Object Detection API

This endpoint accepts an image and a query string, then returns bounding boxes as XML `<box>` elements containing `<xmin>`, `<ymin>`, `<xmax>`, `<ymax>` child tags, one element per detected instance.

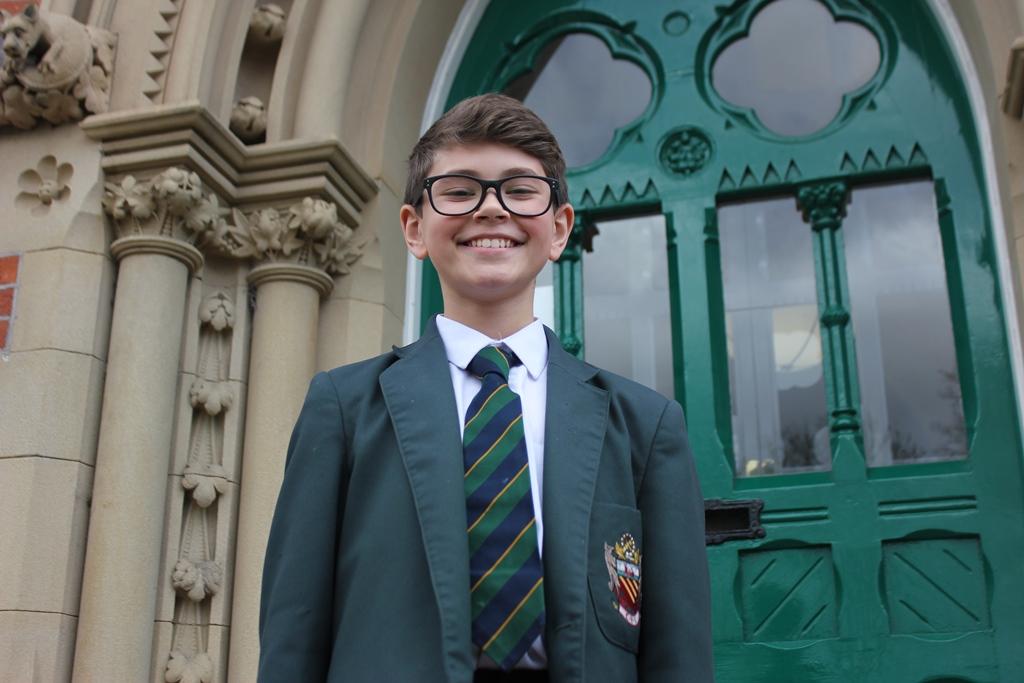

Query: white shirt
<box><xmin>435</xmin><ymin>315</ymin><xmax>549</xmax><ymax>670</ymax></box>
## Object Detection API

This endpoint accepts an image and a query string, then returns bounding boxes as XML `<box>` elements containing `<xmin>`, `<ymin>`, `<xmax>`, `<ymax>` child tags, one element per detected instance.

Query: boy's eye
<box><xmin>505</xmin><ymin>185</ymin><xmax>541</xmax><ymax>197</ymax></box>
<box><xmin>438</xmin><ymin>187</ymin><xmax>478</xmax><ymax>199</ymax></box>
<box><xmin>433</xmin><ymin>177</ymin><xmax>482</xmax><ymax>201</ymax></box>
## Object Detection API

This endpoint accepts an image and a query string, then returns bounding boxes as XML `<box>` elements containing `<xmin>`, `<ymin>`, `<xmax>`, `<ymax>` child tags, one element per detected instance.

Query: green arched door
<box><xmin>423</xmin><ymin>1</ymin><xmax>1024</xmax><ymax>680</ymax></box>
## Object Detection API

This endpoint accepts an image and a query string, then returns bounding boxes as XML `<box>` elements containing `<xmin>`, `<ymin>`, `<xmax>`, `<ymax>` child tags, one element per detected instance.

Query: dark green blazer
<box><xmin>258</xmin><ymin>320</ymin><xmax>713</xmax><ymax>682</ymax></box>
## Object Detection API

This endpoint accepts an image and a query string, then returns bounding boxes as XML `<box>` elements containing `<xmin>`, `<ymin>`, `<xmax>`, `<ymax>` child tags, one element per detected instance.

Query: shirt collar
<box><xmin>436</xmin><ymin>315</ymin><xmax>548</xmax><ymax>380</ymax></box>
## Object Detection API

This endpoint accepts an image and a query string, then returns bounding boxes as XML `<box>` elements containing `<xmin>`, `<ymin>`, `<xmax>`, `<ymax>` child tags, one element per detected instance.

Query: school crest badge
<box><xmin>604</xmin><ymin>533</ymin><xmax>641</xmax><ymax>626</ymax></box>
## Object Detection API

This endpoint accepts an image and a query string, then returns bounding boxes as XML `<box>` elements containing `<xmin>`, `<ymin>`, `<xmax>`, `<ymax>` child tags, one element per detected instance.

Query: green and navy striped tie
<box><xmin>464</xmin><ymin>345</ymin><xmax>545</xmax><ymax>670</ymax></box>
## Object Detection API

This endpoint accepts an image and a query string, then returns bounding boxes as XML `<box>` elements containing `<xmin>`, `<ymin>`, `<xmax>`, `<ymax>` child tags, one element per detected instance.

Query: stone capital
<box><xmin>222</xmin><ymin>198</ymin><xmax>363</xmax><ymax>279</ymax></box>
<box><xmin>103</xmin><ymin>168</ymin><xmax>227</xmax><ymax>246</ymax></box>
<box><xmin>102</xmin><ymin>167</ymin><xmax>365</xmax><ymax>286</ymax></box>
<box><xmin>87</xmin><ymin>104</ymin><xmax>378</xmax><ymax>287</ymax></box>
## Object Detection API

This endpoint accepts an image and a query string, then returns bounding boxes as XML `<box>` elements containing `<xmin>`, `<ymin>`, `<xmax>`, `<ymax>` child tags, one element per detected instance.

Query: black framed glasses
<box><xmin>422</xmin><ymin>174</ymin><xmax>559</xmax><ymax>217</ymax></box>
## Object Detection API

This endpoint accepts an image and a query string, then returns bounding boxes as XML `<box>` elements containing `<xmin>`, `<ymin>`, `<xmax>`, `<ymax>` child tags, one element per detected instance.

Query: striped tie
<box><xmin>464</xmin><ymin>345</ymin><xmax>545</xmax><ymax>670</ymax></box>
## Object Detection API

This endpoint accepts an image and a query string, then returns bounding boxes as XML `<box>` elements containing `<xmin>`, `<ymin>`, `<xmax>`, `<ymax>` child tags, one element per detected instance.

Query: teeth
<box><xmin>467</xmin><ymin>238</ymin><xmax>516</xmax><ymax>248</ymax></box>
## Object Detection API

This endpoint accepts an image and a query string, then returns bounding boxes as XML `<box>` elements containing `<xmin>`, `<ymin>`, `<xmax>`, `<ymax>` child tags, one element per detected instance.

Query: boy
<box><xmin>258</xmin><ymin>94</ymin><xmax>713</xmax><ymax>683</ymax></box>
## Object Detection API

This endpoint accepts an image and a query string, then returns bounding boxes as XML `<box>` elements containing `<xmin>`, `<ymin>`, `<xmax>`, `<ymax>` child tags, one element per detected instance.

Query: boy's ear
<box><xmin>548</xmin><ymin>203</ymin><xmax>574</xmax><ymax>261</ymax></box>
<box><xmin>400</xmin><ymin>204</ymin><xmax>429</xmax><ymax>260</ymax></box>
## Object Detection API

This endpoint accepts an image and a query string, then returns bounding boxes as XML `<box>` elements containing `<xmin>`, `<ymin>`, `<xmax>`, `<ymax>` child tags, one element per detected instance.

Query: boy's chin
<box><xmin>449</xmin><ymin>277</ymin><xmax>535</xmax><ymax>305</ymax></box>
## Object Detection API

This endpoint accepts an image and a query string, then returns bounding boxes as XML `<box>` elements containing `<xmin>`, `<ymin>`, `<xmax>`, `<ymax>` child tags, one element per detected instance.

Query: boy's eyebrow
<box><xmin>440</xmin><ymin>167</ymin><xmax>543</xmax><ymax>177</ymax></box>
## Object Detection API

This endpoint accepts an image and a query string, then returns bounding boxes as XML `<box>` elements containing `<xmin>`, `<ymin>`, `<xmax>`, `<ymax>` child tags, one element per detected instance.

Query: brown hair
<box><xmin>404</xmin><ymin>93</ymin><xmax>568</xmax><ymax>208</ymax></box>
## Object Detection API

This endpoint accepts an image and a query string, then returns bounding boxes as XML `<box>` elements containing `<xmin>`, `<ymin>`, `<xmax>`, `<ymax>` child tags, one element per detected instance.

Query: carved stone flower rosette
<box><xmin>182</xmin><ymin>463</ymin><xmax>229</xmax><ymax>508</ymax></box>
<box><xmin>199</xmin><ymin>292</ymin><xmax>235</xmax><ymax>332</ymax></box>
<box><xmin>171</xmin><ymin>557</ymin><xmax>223</xmax><ymax>602</ymax></box>
<box><xmin>166</xmin><ymin>650</ymin><xmax>214</xmax><ymax>683</ymax></box>
<box><xmin>16</xmin><ymin>155</ymin><xmax>72</xmax><ymax>215</ymax></box>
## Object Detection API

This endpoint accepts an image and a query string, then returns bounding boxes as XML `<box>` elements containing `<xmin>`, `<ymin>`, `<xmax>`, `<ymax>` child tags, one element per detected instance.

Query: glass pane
<box><xmin>505</xmin><ymin>33</ymin><xmax>651</xmax><ymax>167</ymax></box>
<box><xmin>583</xmin><ymin>215</ymin><xmax>673</xmax><ymax>399</ymax></box>
<box><xmin>712</xmin><ymin>0</ymin><xmax>880</xmax><ymax>136</ymax></box>
<box><xmin>844</xmin><ymin>181</ymin><xmax>968</xmax><ymax>465</ymax></box>
<box><xmin>719</xmin><ymin>197</ymin><xmax>831</xmax><ymax>476</ymax></box>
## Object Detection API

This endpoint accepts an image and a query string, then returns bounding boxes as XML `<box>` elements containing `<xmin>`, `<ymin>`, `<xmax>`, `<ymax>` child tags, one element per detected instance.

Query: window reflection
<box><xmin>712</xmin><ymin>0</ymin><xmax>880</xmax><ymax>136</ymax></box>
<box><xmin>719</xmin><ymin>197</ymin><xmax>831</xmax><ymax>476</ymax></box>
<box><xmin>583</xmin><ymin>215</ymin><xmax>674</xmax><ymax>399</ymax></box>
<box><xmin>505</xmin><ymin>32</ymin><xmax>651</xmax><ymax>167</ymax></box>
<box><xmin>844</xmin><ymin>181</ymin><xmax>968</xmax><ymax>465</ymax></box>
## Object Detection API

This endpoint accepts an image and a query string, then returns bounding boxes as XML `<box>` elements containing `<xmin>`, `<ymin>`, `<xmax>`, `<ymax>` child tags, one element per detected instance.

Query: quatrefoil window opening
<box><xmin>504</xmin><ymin>32</ymin><xmax>652</xmax><ymax>168</ymax></box>
<box><xmin>712</xmin><ymin>0</ymin><xmax>882</xmax><ymax>137</ymax></box>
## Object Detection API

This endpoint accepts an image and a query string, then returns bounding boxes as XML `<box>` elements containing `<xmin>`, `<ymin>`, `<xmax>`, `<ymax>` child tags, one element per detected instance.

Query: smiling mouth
<box><xmin>460</xmin><ymin>237</ymin><xmax>523</xmax><ymax>249</ymax></box>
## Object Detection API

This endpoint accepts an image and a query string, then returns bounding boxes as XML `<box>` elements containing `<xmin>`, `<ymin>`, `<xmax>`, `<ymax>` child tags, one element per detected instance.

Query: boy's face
<box><xmin>400</xmin><ymin>142</ymin><xmax>573</xmax><ymax>309</ymax></box>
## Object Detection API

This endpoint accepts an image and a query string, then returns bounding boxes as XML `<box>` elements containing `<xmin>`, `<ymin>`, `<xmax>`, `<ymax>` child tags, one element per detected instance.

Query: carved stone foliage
<box><xmin>165</xmin><ymin>649</ymin><xmax>214</xmax><ymax>683</ymax></box>
<box><xmin>249</xmin><ymin>3</ymin><xmax>286</xmax><ymax>44</ymax></box>
<box><xmin>226</xmin><ymin>197</ymin><xmax>359</xmax><ymax>275</ymax></box>
<box><xmin>0</xmin><ymin>5</ymin><xmax>116</xmax><ymax>130</ymax></box>
<box><xmin>16</xmin><ymin>154</ymin><xmax>72</xmax><ymax>215</ymax></box>
<box><xmin>102</xmin><ymin>168</ymin><xmax>364</xmax><ymax>275</ymax></box>
<box><xmin>229</xmin><ymin>96</ymin><xmax>266</xmax><ymax>144</ymax></box>
<box><xmin>103</xmin><ymin>168</ymin><xmax>227</xmax><ymax>247</ymax></box>
<box><xmin>166</xmin><ymin>289</ymin><xmax>235</xmax><ymax>683</ymax></box>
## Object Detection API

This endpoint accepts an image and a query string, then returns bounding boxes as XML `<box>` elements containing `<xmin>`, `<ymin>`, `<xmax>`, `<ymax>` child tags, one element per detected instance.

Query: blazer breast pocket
<box><xmin>587</xmin><ymin>502</ymin><xmax>643</xmax><ymax>653</ymax></box>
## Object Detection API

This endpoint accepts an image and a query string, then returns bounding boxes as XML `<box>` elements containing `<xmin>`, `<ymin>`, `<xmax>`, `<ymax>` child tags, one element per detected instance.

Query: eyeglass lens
<box><xmin>429</xmin><ymin>176</ymin><xmax>552</xmax><ymax>216</ymax></box>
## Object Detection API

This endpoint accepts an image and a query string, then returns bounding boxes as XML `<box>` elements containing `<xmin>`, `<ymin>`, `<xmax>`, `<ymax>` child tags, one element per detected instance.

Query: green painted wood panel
<box><xmin>428</xmin><ymin>1</ymin><xmax>1024</xmax><ymax>680</ymax></box>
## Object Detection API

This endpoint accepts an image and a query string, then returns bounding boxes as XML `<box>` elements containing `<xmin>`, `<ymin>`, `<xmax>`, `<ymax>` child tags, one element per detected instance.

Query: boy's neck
<box><xmin>442</xmin><ymin>292</ymin><xmax>536</xmax><ymax>340</ymax></box>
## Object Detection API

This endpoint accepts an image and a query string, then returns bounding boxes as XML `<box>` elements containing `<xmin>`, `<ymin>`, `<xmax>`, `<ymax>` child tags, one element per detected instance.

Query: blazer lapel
<box><xmin>380</xmin><ymin>320</ymin><xmax>474</xmax><ymax>682</ymax></box>
<box><xmin>541</xmin><ymin>327</ymin><xmax>609</xmax><ymax>683</ymax></box>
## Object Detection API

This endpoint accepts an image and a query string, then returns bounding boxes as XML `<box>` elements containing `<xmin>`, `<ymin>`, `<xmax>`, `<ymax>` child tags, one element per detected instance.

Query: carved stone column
<box><xmin>73</xmin><ymin>169</ymin><xmax>217</xmax><ymax>681</ymax></box>
<box><xmin>221</xmin><ymin>200</ymin><xmax>353</xmax><ymax>682</ymax></box>
<box><xmin>78</xmin><ymin>106</ymin><xmax>378</xmax><ymax>682</ymax></box>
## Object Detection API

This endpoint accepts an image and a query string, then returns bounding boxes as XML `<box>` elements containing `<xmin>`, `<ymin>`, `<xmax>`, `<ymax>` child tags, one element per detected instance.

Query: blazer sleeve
<box><xmin>258</xmin><ymin>372</ymin><xmax>347</xmax><ymax>682</ymax></box>
<box><xmin>637</xmin><ymin>399</ymin><xmax>715</xmax><ymax>682</ymax></box>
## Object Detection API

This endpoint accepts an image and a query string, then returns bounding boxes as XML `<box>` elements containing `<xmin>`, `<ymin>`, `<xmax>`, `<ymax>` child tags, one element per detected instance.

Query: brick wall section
<box><xmin>0</xmin><ymin>254</ymin><xmax>19</xmax><ymax>351</ymax></box>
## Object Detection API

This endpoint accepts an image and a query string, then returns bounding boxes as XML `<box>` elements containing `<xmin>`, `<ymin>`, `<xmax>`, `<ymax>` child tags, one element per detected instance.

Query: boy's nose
<box><xmin>474</xmin><ymin>187</ymin><xmax>508</xmax><ymax>219</ymax></box>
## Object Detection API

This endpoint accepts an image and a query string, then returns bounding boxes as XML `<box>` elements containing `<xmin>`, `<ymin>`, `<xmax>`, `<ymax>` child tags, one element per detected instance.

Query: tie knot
<box><xmin>468</xmin><ymin>345</ymin><xmax>519</xmax><ymax>381</ymax></box>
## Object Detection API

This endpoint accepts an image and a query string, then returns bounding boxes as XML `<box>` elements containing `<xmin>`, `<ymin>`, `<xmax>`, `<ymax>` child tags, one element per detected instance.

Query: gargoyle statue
<box><xmin>0</xmin><ymin>4</ymin><xmax>116</xmax><ymax>129</ymax></box>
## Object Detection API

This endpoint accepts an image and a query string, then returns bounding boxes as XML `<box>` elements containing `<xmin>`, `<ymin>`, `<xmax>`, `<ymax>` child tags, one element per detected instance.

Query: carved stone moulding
<box><xmin>84</xmin><ymin>102</ymin><xmax>379</xmax><ymax>280</ymax></box>
<box><xmin>81</xmin><ymin>102</ymin><xmax>377</xmax><ymax>229</ymax></box>
<box><xmin>0</xmin><ymin>5</ymin><xmax>116</xmax><ymax>130</ymax></box>
<box><xmin>247</xmin><ymin>261</ymin><xmax>333</xmax><ymax>296</ymax></box>
<box><xmin>102</xmin><ymin>169</ymin><xmax>362</xmax><ymax>280</ymax></box>
<box><xmin>110</xmin><ymin>235</ymin><xmax>204</xmax><ymax>273</ymax></box>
